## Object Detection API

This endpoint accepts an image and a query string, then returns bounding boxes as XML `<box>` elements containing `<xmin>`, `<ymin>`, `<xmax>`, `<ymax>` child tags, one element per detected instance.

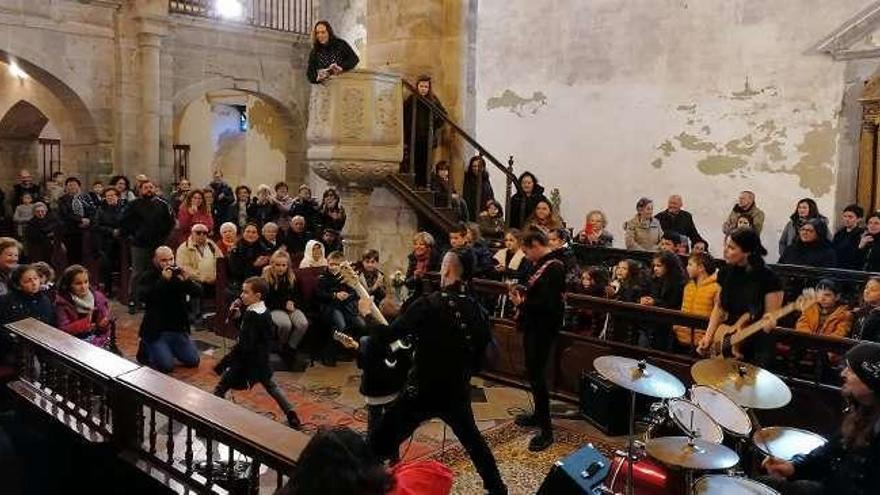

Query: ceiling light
<box><xmin>216</xmin><ymin>0</ymin><xmax>243</xmax><ymax>20</ymax></box>
<box><xmin>9</xmin><ymin>62</ymin><xmax>27</xmax><ymax>80</ymax></box>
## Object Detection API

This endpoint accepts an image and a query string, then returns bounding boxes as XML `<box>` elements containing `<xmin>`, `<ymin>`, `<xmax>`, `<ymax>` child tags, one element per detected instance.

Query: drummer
<box><xmin>761</xmin><ymin>341</ymin><xmax>880</xmax><ymax>495</ymax></box>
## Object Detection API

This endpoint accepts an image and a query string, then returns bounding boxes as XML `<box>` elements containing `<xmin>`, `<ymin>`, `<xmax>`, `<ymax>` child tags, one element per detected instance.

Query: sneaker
<box><xmin>128</xmin><ymin>301</ymin><xmax>137</xmax><ymax>315</ymax></box>
<box><xmin>528</xmin><ymin>430</ymin><xmax>553</xmax><ymax>452</ymax></box>
<box><xmin>286</xmin><ymin>410</ymin><xmax>302</xmax><ymax>430</ymax></box>
<box><xmin>514</xmin><ymin>413</ymin><xmax>539</xmax><ymax>428</ymax></box>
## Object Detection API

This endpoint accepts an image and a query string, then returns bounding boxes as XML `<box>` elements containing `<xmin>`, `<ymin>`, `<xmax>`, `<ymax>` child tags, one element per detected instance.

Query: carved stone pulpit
<box><xmin>307</xmin><ymin>70</ymin><xmax>403</xmax><ymax>259</ymax></box>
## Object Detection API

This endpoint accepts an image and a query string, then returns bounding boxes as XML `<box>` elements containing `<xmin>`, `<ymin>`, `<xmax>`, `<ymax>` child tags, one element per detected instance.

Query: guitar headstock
<box><xmin>337</xmin><ymin>261</ymin><xmax>360</xmax><ymax>289</ymax></box>
<box><xmin>332</xmin><ymin>330</ymin><xmax>359</xmax><ymax>350</ymax></box>
<box><xmin>795</xmin><ymin>288</ymin><xmax>819</xmax><ymax>312</ymax></box>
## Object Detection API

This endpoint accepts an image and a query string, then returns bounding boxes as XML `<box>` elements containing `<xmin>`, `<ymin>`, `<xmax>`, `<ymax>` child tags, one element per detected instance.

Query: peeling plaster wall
<box><xmin>476</xmin><ymin>0</ymin><xmax>867</xmax><ymax>259</ymax></box>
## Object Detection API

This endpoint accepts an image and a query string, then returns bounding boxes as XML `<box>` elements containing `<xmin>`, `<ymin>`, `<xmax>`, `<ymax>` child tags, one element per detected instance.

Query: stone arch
<box><xmin>0</xmin><ymin>50</ymin><xmax>104</xmax><ymax>179</ymax></box>
<box><xmin>0</xmin><ymin>101</ymin><xmax>49</xmax><ymax>139</ymax></box>
<box><xmin>171</xmin><ymin>77</ymin><xmax>307</xmax><ymax>186</ymax></box>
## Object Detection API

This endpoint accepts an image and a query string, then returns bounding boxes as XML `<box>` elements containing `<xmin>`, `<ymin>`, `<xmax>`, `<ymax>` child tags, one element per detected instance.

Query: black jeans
<box><xmin>369</xmin><ymin>386</ymin><xmax>505</xmax><ymax>493</ymax></box>
<box><xmin>523</xmin><ymin>329</ymin><xmax>556</xmax><ymax>431</ymax></box>
<box><xmin>213</xmin><ymin>371</ymin><xmax>294</xmax><ymax>417</ymax></box>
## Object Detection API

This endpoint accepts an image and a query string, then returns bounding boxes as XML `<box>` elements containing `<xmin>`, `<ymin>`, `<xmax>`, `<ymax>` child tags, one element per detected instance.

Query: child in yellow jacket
<box><xmin>674</xmin><ymin>252</ymin><xmax>720</xmax><ymax>350</ymax></box>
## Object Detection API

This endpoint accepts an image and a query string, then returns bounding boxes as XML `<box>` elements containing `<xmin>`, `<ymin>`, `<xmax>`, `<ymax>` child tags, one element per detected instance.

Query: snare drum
<box><xmin>693</xmin><ymin>474</ymin><xmax>779</xmax><ymax>494</ymax></box>
<box><xmin>690</xmin><ymin>385</ymin><xmax>752</xmax><ymax>437</ymax></box>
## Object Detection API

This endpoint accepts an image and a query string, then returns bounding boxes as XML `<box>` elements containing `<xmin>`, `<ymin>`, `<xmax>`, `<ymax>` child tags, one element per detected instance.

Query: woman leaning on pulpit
<box><xmin>306</xmin><ymin>21</ymin><xmax>359</xmax><ymax>84</ymax></box>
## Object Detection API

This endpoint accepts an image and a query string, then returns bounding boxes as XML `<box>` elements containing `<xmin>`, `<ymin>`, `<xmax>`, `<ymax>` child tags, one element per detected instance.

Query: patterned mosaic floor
<box><xmin>112</xmin><ymin>303</ymin><xmax>625</xmax><ymax>494</ymax></box>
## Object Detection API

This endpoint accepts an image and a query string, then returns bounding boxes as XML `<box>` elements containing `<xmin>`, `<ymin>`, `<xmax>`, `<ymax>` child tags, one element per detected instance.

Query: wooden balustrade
<box><xmin>2</xmin><ymin>318</ymin><xmax>308</xmax><ymax>494</ymax></box>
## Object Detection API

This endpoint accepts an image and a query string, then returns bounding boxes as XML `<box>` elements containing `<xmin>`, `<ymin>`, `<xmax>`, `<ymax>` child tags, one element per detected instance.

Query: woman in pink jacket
<box><xmin>55</xmin><ymin>265</ymin><xmax>113</xmax><ymax>349</ymax></box>
<box><xmin>176</xmin><ymin>189</ymin><xmax>214</xmax><ymax>247</ymax></box>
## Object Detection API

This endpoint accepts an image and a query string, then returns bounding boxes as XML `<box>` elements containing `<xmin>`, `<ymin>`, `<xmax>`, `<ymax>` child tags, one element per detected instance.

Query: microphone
<box><xmin>225</xmin><ymin>298</ymin><xmax>242</xmax><ymax>324</ymax></box>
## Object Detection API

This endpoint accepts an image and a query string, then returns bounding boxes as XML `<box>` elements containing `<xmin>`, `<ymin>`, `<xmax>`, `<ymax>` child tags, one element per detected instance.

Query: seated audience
<box><xmin>568</xmin><ymin>267</ymin><xmax>611</xmax><ymax>334</ymax></box>
<box><xmin>320</xmin><ymin>228</ymin><xmax>344</xmax><ymax>254</ymax></box>
<box><xmin>580</xmin><ymin>267</ymin><xmax>610</xmax><ymax>297</ymax></box>
<box><xmin>176</xmin><ymin>223</ymin><xmax>222</xmax><ymax>323</ymax></box>
<box><xmin>405</xmin><ymin>232</ymin><xmax>440</xmax><ymax>302</ymax></box>
<box><xmin>300</xmin><ymin>239</ymin><xmax>328</xmax><ymax>269</ymax></box>
<box><xmin>779</xmin><ymin>198</ymin><xmax>828</xmax><ymax>255</ymax></box>
<box><xmin>464</xmin><ymin>223</ymin><xmax>498</xmax><ymax>279</ymax></box>
<box><xmin>779</xmin><ymin>218</ymin><xmax>837</xmax><ymax>268</ymax></box>
<box><xmin>54</xmin><ymin>265</ymin><xmax>112</xmax><ymax>348</ymax></box>
<box><xmin>307</xmin><ymin>20</ymin><xmax>360</xmax><ymax>84</ymax></box>
<box><xmin>851</xmin><ymin>277</ymin><xmax>880</xmax><ymax>342</ymax></box>
<box><xmin>795</xmin><ymin>279</ymin><xmax>852</xmax><ymax>338</ymax></box>
<box><xmin>0</xmin><ymin>238</ymin><xmax>21</xmax><ymax>296</ymax></box>
<box><xmin>218</xmin><ymin>222</ymin><xmax>238</xmax><ymax>255</ymax></box>
<box><xmin>248</xmin><ymin>184</ymin><xmax>280</xmax><ymax>227</ymax></box>
<box><xmin>136</xmin><ymin>246</ymin><xmax>201</xmax><ymax>373</ymax></box>
<box><xmin>575</xmin><ymin>210</ymin><xmax>614</xmax><ymax>247</ymax></box>
<box><xmin>655</xmin><ymin>194</ymin><xmax>703</xmax><ymax>246</ymax></box>
<box><xmin>833</xmin><ymin>204</ymin><xmax>866</xmax><ymax>270</ymax></box>
<box><xmin>692</xmin><ymin>239</ymin><xmax>710</xmax><ymax>255</ymax></box>
<box><xmin>509</xmin><ymin>171</ymin><xmax>549</xmax><ymax>229</ymax></box>
<box><xmin>32</xmin><ymin>262</ymin><xmax>55</xmax><ymax>292</ymax></box>
<box><xmin>524</xmin><ymin>199</ymin><xmax>563</xmax><ymax>234</ymax></box>
<box><xmin>463</xmin><ymin>156</ymin><xmax>495</xmax><ymax>222</ymax></box>
<box><xmin>722</xmin><ymin>190</ymin><xmax>765</xmax><ymax>235</ymax></box>
<box><xmin>12</xmin><ymin>192</ymin><xmax>34</xmax><ymax>238</ymax></box>
<box><xmin>624</xmin><ymin>197</ymin><xmax>663</xmax><ymax>251</ymax></box>
<box><xmin>227</xmin><ymin>223</ymin><xmax>271</xmax><ymax>295</ymax></box>
<box><xmin>320</xmin><ymin>188</ymin><xmax>347</xmax><ymax>232</ymax></box>
<box><xmin>283</xmin><ymin>215</ymin><xmax>313</xmax><ymax>256</ymax></box>
<box><xmin>24</xmin><ymin>203</ymin><xmax>57</xmax><ymax>266</ymax></box>
<box><xmin>176</xmin><ymin>189</ymin><xmax>213</xmax><ymax>247</ymax></box>
<box><xmin>673</xmin><ymin>252</ymin><xmax>719</xmax><ymax>350</ymax></box>
<box><xmin>608</xmin><ymin>259</ymin><xmax>646</xmax><ymax>303</ymax></box>
<box><xmin>639</xmin><ymin>251</ymin><xmax>686</xmax><ymax>350</ymax></box>
<box><xmin>227</xmin><ymin>185</ymin><xmax>252</xmax><ymax>231</ymax></box>
<box><xmin>213</xmin><ymin>276</ymin><xmax>302</xmax><ymax>429</ymax></box>
<box><xmin>478</xmin><ymin>199</ymin><xmax>506</xmax><ymax>238</ymax></box>
<box><xmin>317</xmin><ymin>251</ymin><xmax>366</xmax><ymax>366</ymax></box>
<box><xmin>0</xmin><ymin>264</ymin><xmax>55</xmax><ymax>326</ymax></box>
<box><xmin>356</xmin><ymin>249</ymin><xmax>386</xmax><ymax>303</ymax></box>
<box><xmin>547</xmin><ymin>228</ymin><xmax>582</xmax><ymax>291</ymax></box>
<box><xmin>261</xmin><ymin>222</ymin><xmax>282</xmax><ymax>251</ymax></box>
<box><xmin>274</xmin><ymin>182</ymin><xmax>295</xmax><ymax>228</ymax></box>
<box><xmin>292</xmin><ymin>185</ymin><xmax>321</xmax><ymax>231</ymax></box>
<box><xmin>858</xmin><ymin>212</ymin><xmax>880</xmax><ymax>272</ymax></box>
<box><xmin>493</xmin><ymin>229</ymin><xmax>529</xmax><ymax>282</ymax></box>
<box><xmin>262</xmin><ymin>250</ymin><xmax>309</xmax><ymax>368</ymax></box>
<box><xmin>280</xmin><ymin>426</ymin><xmax>452</xmax><ymax>495</ymax></box>
<box><xmin>659</xmin><ymin>231</ymin><xmax>685</xmax><ymax>254</ymax></box>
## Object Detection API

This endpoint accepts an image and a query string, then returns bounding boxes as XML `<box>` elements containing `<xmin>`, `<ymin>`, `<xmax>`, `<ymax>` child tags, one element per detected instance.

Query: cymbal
<box><xmin>646</xmin><ymin>436</ymin><xmax>739</xmax><ymax>470</ymax></box>
<box><xmin>753</xmin><ymin>427</ymin><xmax>827</xmax><ymax>461</ymax></box>
<box><xmin>691</xmin><ymin>359</ymin><xmax>791</xmax><ymax>410</ymax></box>
<box><xmin>593</xmin><ymin>356</ymin><xmax>685</xmax><ymax>399</ymax></box>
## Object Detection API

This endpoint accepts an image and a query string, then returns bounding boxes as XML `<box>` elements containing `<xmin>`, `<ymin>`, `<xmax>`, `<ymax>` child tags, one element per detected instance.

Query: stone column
<box><xmin>307</xmin><ymin>70</ymin><xmax>404</xmax><ymax>261</ymax></box>
<box><xmin>137</xmin><ymin>18</ymin><xmax>167</xmax><ymax>181</ymax></box>
<box><xmin>858</xmin><ymin>119</ymin><xmax>877</xmax><ymax>210</ymax></box>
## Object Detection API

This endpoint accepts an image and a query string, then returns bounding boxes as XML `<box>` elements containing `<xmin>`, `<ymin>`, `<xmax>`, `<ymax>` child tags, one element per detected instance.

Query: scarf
<box><xmin>414</xmin><ymin>248</ymin><xmax>432</xmax><ymax>276</ymax></box>
<box><xmin>71</xmin><ymin>290</ymin><xmax>95</xmax><ymax>315</ymax></box>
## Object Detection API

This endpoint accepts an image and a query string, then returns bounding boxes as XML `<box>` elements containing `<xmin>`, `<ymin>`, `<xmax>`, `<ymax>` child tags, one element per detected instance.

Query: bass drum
<box><xmin>644</xmin><ymin>398</ymin><xmax>723</xmax><ymax>445</ymax></box>
<box><xmin>608</xmin><ymin>455</ymin><xmax>683</xmax><ymax>495</ymax></box>
<box><xmin>693</xmin><ymin>475</ymin><xmax>779</xmax><ymax>494</ymax></box>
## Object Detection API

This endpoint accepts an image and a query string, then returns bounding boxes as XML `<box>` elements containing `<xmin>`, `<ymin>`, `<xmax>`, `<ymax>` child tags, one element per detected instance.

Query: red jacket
<box><xmin>389</xmin><ymin>461</ymin><xmax>453</xmax><ymax>495</ymax></box>
<box><xmin>55</xmin><ymin>289</ymin><xmax>111</xmax><ymax>340</ymax></box>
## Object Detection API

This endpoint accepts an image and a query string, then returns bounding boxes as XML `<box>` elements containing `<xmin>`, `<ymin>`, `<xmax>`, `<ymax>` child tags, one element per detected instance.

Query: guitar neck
<box><xmin>729</xmin><ymin>302</ymin><xmax>798</xmax><ymax>346</ymax></box>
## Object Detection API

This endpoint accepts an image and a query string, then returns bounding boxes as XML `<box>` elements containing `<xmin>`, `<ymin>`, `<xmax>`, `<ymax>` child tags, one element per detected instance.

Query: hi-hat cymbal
<box><xmin>752</xmin><ymin>427</ymin><xmax>827</xmax><ymax>461</ymax></box>
<box><xmin>691</xmin><ymin>359</ymin><xmax>791</xmax><ymax>410</ymax></box>
<box><xmin>593</xmin><ymin>356</ymin><xmax>685</xmax><ymax>399</ymax></box>
<box><xmin>646</xmin><ymin>436</ymin><xmax>740</xmax><ymax>470</ymax></box>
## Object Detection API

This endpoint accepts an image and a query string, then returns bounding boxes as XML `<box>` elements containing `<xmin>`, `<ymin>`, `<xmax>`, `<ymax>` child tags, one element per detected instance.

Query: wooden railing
<box><xmin>169</xmin><ymin>0</ymin><xmax>314</xmax><ymax>35</ymax></box>
<box><xmin>3</xmin><ymin>318</ymin><xmax>308</xmax><ymax>494</ymax></box>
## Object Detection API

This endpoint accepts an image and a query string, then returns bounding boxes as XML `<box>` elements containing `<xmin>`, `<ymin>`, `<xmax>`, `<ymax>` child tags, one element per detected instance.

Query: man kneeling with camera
<box><xmin>136</xmin><ymin>245</ymin><xmax>202</xmax><ymax>373</ymax></box>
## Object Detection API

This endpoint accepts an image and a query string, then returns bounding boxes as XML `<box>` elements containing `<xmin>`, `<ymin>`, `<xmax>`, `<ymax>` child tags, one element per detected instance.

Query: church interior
<box><xmin>2</xmin><ymin>1</ymin><xmax>880</xmax><ymax>494</ymax></box>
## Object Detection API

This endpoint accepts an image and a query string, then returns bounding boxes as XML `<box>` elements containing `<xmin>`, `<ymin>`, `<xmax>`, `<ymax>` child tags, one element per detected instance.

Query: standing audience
<box><xmin>122</xmin><ymin>180</ymin><xmax>174</xmax><ymax>314</ymax></box>
<box><xmin>655</xmin><ymin>194</ymin><xmax>702</xmax><ymax>246</ymax></box>
<box><xmin>833</xmin><ymin>204</ymin><xmax>866</xmax><ymax>270</ymax></box>
<box><xmin>722</xmin><ymin>190</ymin><xmax>765</xmax><ymax>235</ymax></box>
<box><xmin>575</xmin><ymin>210</ymin><xmax>614</xmax><ymax>247</ymax></box>
<box><xmin>462</xmin><ymin>156</ymin><xmax>495</xmax><ymax>221</ymax></box>
<box><xmin>778</xmin><ymin>198</ymin><xmax>828</xmax><ymax>255</ymax></box>
<box><xmin>403</xmin><ymin>75</ymin><xmax>446</xmax><ymax>188</ymax></box>
<box><xmin>624</xmin><ymin>197</ymin><xmax>663</xmax><ymax>251</ymax></box>
<box><xmin>509</xmin><ymin>171</ymin><xmax>548</xmax><ymax>229</ymax></box>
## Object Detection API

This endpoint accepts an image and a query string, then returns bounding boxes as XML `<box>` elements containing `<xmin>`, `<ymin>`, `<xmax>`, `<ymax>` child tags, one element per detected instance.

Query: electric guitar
<box><xmin>708</xmin><ymin>289</ymin><xmax>817</xmax><ymax>359</ymax></box>
<box><xmin>338</xmin><ymin>262</ymin><xmax>388</xmax><ymax>325</ymax></box>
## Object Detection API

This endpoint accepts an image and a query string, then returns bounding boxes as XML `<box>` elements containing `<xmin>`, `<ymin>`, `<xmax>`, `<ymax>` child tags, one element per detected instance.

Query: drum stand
<box><xmin>625</xmin><ymin>389</ymin><xmax>636</xmax><ymax>495</ymax></box>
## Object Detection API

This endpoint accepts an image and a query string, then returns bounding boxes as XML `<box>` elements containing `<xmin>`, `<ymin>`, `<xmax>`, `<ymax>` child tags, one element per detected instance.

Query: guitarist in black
<box><xmin>363</xmin><ymin>248</ymin><xmax>507</xmax><ymax>495</ymax></box>
<box><xmin>697</xmin><ymin>228</ymin><xmax>783</xmax><ymax>366</ymax></box>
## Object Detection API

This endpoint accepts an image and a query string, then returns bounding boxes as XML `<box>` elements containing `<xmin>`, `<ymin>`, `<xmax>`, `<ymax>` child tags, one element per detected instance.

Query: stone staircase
<box><xmin>384</xmin><ymin>172</ymin><xmax>458</xmax><ymax>234</ymax></box>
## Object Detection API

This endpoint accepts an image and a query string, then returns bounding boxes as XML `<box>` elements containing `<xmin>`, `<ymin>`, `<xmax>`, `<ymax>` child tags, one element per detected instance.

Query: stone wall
<box><xmin>474</xmin><ymin>0</ymin><xmax>877</xmax><ymax>259</ymax></box>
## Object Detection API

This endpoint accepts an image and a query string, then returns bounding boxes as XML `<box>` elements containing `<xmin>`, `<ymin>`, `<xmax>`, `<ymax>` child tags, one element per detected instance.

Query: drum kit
<box><xmin>592</xmin><ymin>356</ymin><xmax>828</xmax><ymax>495</ymax></box>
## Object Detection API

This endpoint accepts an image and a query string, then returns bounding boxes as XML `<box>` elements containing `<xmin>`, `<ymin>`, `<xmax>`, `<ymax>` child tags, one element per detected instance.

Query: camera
<box><xmin>169</xmin><ymin>265</ymin><xmax>184</xmax><ymax>277</ymax></box>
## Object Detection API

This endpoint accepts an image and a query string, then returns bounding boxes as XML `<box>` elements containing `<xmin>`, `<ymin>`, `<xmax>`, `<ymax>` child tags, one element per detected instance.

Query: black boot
<box><xmin>528</xmin><ymin>429</ymin><xmax>553</xmax><ymax>452</ymax></box>
<box><xmin>514</xmin><ymin>413</ymin><xmax>539</xmax><ymax>428</ymax></box>
<box><xmin>286</xmin><ymin>410</ymin><xmax>302</xmax><ymax>430</ymax></box>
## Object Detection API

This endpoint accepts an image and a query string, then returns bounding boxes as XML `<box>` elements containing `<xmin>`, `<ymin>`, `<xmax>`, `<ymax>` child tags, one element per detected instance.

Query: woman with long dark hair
<box><xmin>462</xmin><ymin>156</ymin><xmax>495</xmax><ymax>221</ymax></box>
<box><xmin>639</xmin><ymin>251</ymin><xmax>686</xmax><ymax>350</ymax></box>
<box><xmin>320</xmin><ymin>188</ymin><xmax>347</xmax><ymax>232</ymax></box>
<box><xmin>403</xmin><ymin>75</ymin><xmax>447</xmax><ymax>187</ymax></box>
<box><xmin>779</xmin><ymin>197</ymin><xmax>828</xmax><ymax>255</ymax></box>
<box><xmin>508</xmin><ymin>171</ymin><xmax>548</xmax><ymax>229</ymax></box>
<box><xmin>306</xmin><ymin>21</ymin><xmax>359</xmax><ymax>84</ymax></box>
<box><xmin>859</xmin><ymin>212</ymin><xmax>880</xmax><ymax>273</ymax></box>
<box><xmin>697</xmin><ymin>228</ymin><xmax>783</xmax><ymax>367</ymax></box>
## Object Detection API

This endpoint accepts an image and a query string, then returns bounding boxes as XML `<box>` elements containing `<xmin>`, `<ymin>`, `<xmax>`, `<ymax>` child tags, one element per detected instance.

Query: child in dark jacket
<box><xmin>0</xmin><ymin>264</ymin><xmax>56</xmax><ymax>326</ymax></box>
<box><xmin>317</xmin><ymin>251</ymin><xmax>366</xmax><ymax>366</ymax></box>
<box><xmin>214</xmin><ymin>276</ymin><xmax>301</xmax><ymax>429</ymax></box>
<box><xmin>355</xmin><ymin>249</ymin><xmax>386</xmax><ymax>304</ymax></box>
<box><xmin>639</xmin><ymin>251</ymin><xmax>686</xmax><ymax>351</ymax></box>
